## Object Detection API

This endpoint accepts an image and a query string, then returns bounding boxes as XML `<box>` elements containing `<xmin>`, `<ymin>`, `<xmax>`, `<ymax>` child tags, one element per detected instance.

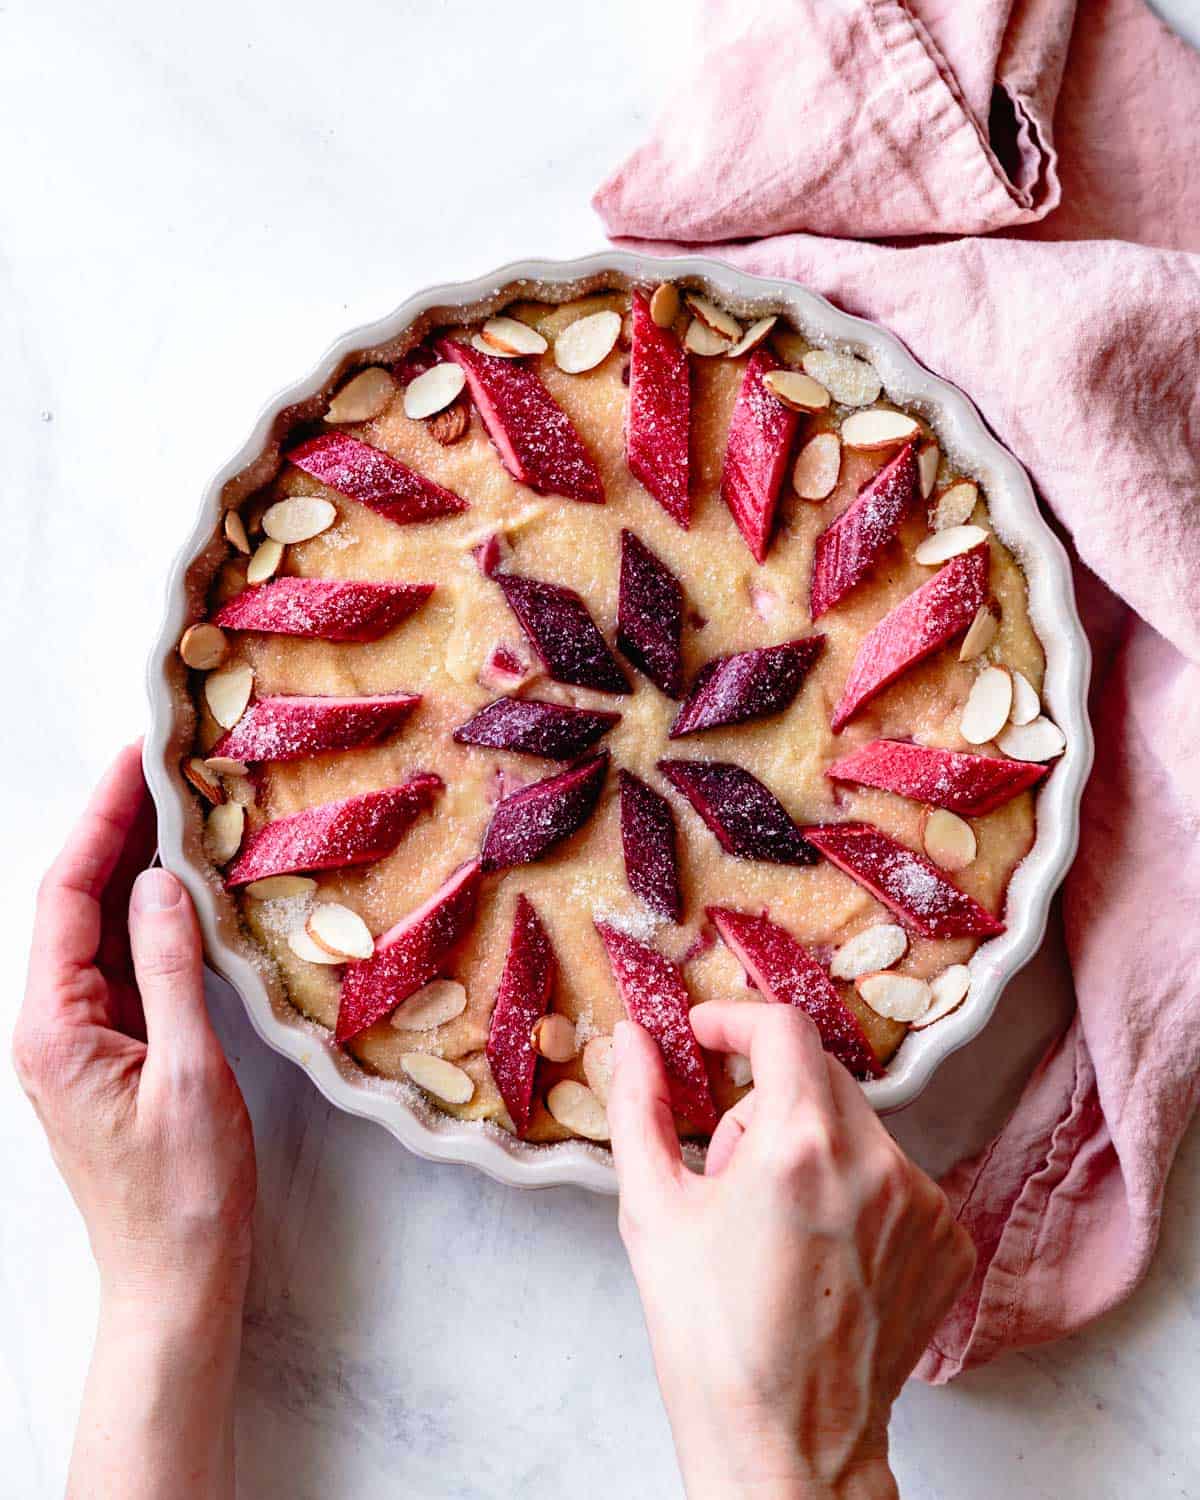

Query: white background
<box><xmin>3</xmin><ymin>2</ymin><xmax>1199</xmax><ymax>1496</ymax></box>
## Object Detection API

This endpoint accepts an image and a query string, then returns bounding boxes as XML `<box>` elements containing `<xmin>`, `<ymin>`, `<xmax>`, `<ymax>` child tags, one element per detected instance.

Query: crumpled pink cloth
<box><xmin>595</xmin><ymin>0</ymin><xmax>1200</xmax><ymax>1382</ymax></box>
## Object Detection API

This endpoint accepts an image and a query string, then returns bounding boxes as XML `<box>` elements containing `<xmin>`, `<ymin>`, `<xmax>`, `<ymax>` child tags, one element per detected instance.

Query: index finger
<box><xmin>690</xmin><ymin>1000</ymin><xmax>835</xmax><ymax>1120</ymax></box>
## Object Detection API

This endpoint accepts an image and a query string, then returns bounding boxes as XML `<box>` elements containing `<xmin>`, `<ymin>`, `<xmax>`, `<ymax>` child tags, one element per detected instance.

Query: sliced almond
<box><xmin>546</xmin><ymin>1080</ymin><xmax>609</xmax><ymax>1141</ymax></box>
<box><xmin>288</xmin><ymin>925</ymin><xmax>344</xmax><ymax>965</ymax></box>
<box><xmin>426</xmin><ymin>401</ymin><xmax>470</xmax><ymax>446</ymax></box>
<box><xmin>911</xmin><ymin>965</ymin><xmax>971</xmax><ymax>1030</ymax></box>
<box><xmin>181</xmin><ymin>756</ymin><xmax>224</xmax><ymax>805</ymax></box>
<box><xmin>554</xmin><ymin>311</ymin><xmax>622</xmax><ymax>374</ymax></box>
<box><xmin>793</xmin><ymin>432</ymin><xmax>842</xmax><ymax>500</ymax></box>
<box><xmin>914</xmin><ymin>523</ymin><xmax>989</xmax><ymax>566</ymax></box>
<box><xmin>223</xmin><ymin>510</ymin><xmax>251</xmax><ymax>555</ymax></box>
<box><xmin>246</xmin><ymin>537</ymin><xmax>284</xmax><ymax>584</ymax></box>
<box><xmin>1009</xmin><ymin>670</ymin><xmax>1040</xmax><ymax>725</ymax></box>
<box><xmin>649</xmin><ymin>283</ymin><xmax>680</xmax><ymax>328</ymax></box>
<box><xmin>262</xmin><ymin>495</ymin><xmax>336</xmax><ymax>545</ymax></box>
<box><xmin>403</xmin><ymin>361</ymin><xmax>467</xmax><ymax>420</ymax></box>
<box><xmin>401</xmin><ymin>1052</ymin><xmax>475</xmax><ymax>1106</ymax></box>
<box><xmin>918</xmin><ymin>443</ymin><xmax>940</xmax><ymax>500</ymax></box>
<box><xmin>725</xmin><ymin>316</ymin><xmax>777</xmax><ymax>359</ymax></box>
<box><xmin>958</xmin><ymin>603</ymin><xmax>1000</xmax><ymax>661</ymax></box>
<box><xmin>800</xmin><ymin>349</ymin><xmax>881</xmax><ymax>407</ymax></box>
<box><xmin>204</xmin><ymin>801</ymin><xmax>244</xmax><ymax>865</ymax></box>
<box><xmin>841</xmin><ymin>409</ymin><xmax>921</xmax><ymax>450</ymax></box>
<box><xmin>390</xmin><ymin>978</ymin><xmax>468</xmax><ymax>1031</ymax></box>
<box><xmin>245</xmin><ymin>874</ymin><xmax>317</xmax><ymax>901</ymax></box>
<box><xmin>830</xmin><ymin>923</ymin><xmax>908</xmax><ymax>980</ymax></box>
<box><xmin>479</xmin><ymin>317</ymin><xmax>548</xmax><ymax>358</ymax></box>
<box><xmin>204</xmin><ymin>661</ymin><xmax>253</xmax><ymax>730</ymax></box>
<box><xmin>960</xmin><ymin>666</ymin><xmax>1013</xmax><ymax>745</ymax></box>
<box><xmin>763</xmin><ymin>369</ymin><xmax>830</xmax><ymax>413</ymax></box>
<box><xmin>305</xmin><ymin>902</ymin><xmax>374</xmax><ymax>961</ymax></box>
<box><xmin>725</xmin><ymin>1053</ymin><xmax>754</xmax><ymax>1088</ymax></box>
<box><xmin>326</xmin><ymin>367</ymin><xmax>396</xmax><ymax>423</ymax></box>
<box><xmin>684</xmin><ymin>319</ymin><xmax>732</xmax><ymax>356</ymax></box>
<box><xmin>179</xmin><ymin>622</ymin><xmax>228</xmax><ymax>671</ymax></box>
<box><xmin>204</xmin><ymin>755</ymin><xmax>248</xmax><ymax>776</ymax></box>
<box><xmin>922</xmin><ymin>808</ymin><xmax>977</xmax><ymax>872</ymax></box>
<box><xmin>582</xmin><ymin>1036</ymin><xmax>614</xmax><ymax>1105</ymax></box>
<box><xmin>531</xmin><ymin>1013</ymin><xmax>577</xmax><ymax>1062</ymax></box>
<box><xmin>931</xmin><ymin>480</ymin><xmax>978</xmax><ymax>531</ymax></box>
<box><xmin>996</xmin><ymin>716</ymin><xmax>1066</xmax><ymax>762</ymax></box>
<box><xmin>683</xmin><ymin>293</ymin><xmax>742</xmax><ymax>341</ymax></box>
<box><xmin>856</xmin><ymin>971</ymin><xmax>933</xmax><ymax>1023</ymax></box>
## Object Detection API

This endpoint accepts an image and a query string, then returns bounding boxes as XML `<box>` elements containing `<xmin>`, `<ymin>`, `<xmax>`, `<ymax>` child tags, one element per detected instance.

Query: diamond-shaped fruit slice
<box><xmin>827</xmin><ymin>739</ymin><xmax>1048</xmax><ymax>815</ymax></box>
<box><xmin>719</xmin><ymin>348</ymin><xmax>800</xmax><ymax>563</ymax></box>
<box><xmin>619</xmin><ymin>770</ymin><xmax>682</xmax><ymax>922</ymax></box>
<box><xmin>486</xmin><ymin>894</ymin><xmax>557</xmax><ymax>1136</ymax></box>
<box><xmin>801</xmin><ymin>821</ymin><xmax>1005</xmax><ymax>938</ymax></box>
<box><xmin>225</xmin><ymin>774</ymin><xmax>442</xmax><ymax>886</ymax></box>
<box><xmin>669</xmin><ymin>636</ymin><xmax>823</xmax><ymax>737</ymax></box>
<box><xmin>617</xmin><ymin>529</ymin><xmax>685</xmax><ymax>697</ymax></box>
<box><xmin>452</xmin><ymin>697</ymin><xmax>619</xmax><ymax>760</ymax></box>
<box><xmin>658</xmin><ymin>759</ymin><xmax>817</xmax><ymax>865</ymax></box>
<box><xmin>831</xmin><ymin>542</ymin><xmax>989</xmax><ymax>730</ymax></box>
<box><xmin>211</xmin><ymin>692</ymin><xmax>420</xmax><ymax>764</ymax></box>
<box><xmin>810</xmin><ymin>441</ymin><xmax>919</xmax><ymax>619</ymax></box>
<box><xmin>595</xmin><ymin>923</ymin><xmax>717</xmax><ymax>1131</ymax></box>
<box><xmin>480</xmin><ymin>752</ymin><xmax>608</xmax><ymax>872</ymax></box>
<box><xmin>436</xmin><ymin>337</ymin><xmax>604</xmax><ymax>504</ymax></box>
<box><xmin>626</xmin><ymin>289</ymin><xmax>690</xmax><ymax>527</ymax></box>
<box><xmin>497</xmin><ymin>574</ymin><xmax>630</xmax><ymax>695</ymax></box>
<box><xmin>212</xmin><ymin>577</ymin><xmax>433</xmax><ymax>642</ymax></box>
<box><xmin>335</xmin><ymin>859</ymin><xmax>481</xmax><ymax>1043</ymax></box>
<box><xmin>287</xmin><ymin>431</ymin><xmax>469</xmax><ymax>524</ymax></box>
<box><xmin>707</xmin><ymin>907</ymin><xmax>883</xmax><ymax>1079</ymax></box>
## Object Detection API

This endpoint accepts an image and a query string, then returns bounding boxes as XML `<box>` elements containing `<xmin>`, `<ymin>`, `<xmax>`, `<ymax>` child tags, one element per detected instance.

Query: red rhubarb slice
<box><xmin>287</xmin><ymin>431</ymin><xmax>469</xmax><ymax>525</ymax></box>
<box><xmin>658</xmin><ymin>759</ymin><xmax>817</xmax><ymax>865</ymax></box>
<box><xmin>619</xmin><ymin>770</ymin><xmax>682</xmax><ymax>923</ymax></box>
<box><xmin>211</xmin><ymin>692</ymin><xmax>420</xmax><ymax>764</ymax></box>
<box><xmin>212</xmin><ymin>577</ymin><xmax>432</xmax><ymax>642</ymax></box>
<box><xmin>497</xmin><ymin>573</ymin><xmax>630</xmax><ymax>695</ymax></box>
<box><xmin>707</xmin><ymin>907</ymin><xmax>883</xmax><ymax>1079</ymax></box>
<box><xmin>595</xmin><ymin>923</ymin><xmax>717</xmax><ymax>1131</ymax></box>
<box><xmin>486</xmin><ymin>894</ymin><xmax>557</xmax><ymax>1136</ymax></box>
<box><xmin>810</xmin><ymin>442</ymin><xmax>920</xmax><ymax>619</ymax></box>
<box><xmin>719</xmin><ymin>347</ymin><xmax>800</xmax><ymax>563</ymax></box>
<box><xmin>626</xmin><ymin>289</ymin><xmax>690</xmax><ymax>527</ymax></box>
<box><xmin>617</xmin><ymin>529</ymin><xmax>685</xmax><ymax>698</ymax></box>
<box><xmin>831</xmin><ymin>542</ymin><xmax>989</xmax><ymax>731</ymax></box>
<box><xmin>335</xmin><ymin>859</ymin><xmax>481</xmax><ymax>1043</ymax></box>
<box><xmin>436</xmin><ymin>337</ymin><xmax>604</xmax><ymax>504</ymax></box>
<box><xmin>480</xmin><ymin>753</ymin><xmax>608</xmax><ymax>872</ymax></box>
<box><xmin>225</xmin><ymin>774</ymin><xmax>442</xmax><ymax>886</ymax></box>
<box><xmin>827</xmin><ymin>739</ymin><xmax>1048</xmax><ymax>816</ymax></box>
<box><xmin>453</xmin><ymin>697</ymin><xmax>619</xmax><ymax>760</ymax></box>
<box><xmin>669</xmin><ymin>636</ymin><xmax>824</xmax><ymax>738</ymax></box>
<box><xmin>801</xmin><ymin>822</ymin><xmax>1005</xmax><ymax>939</ymax></box>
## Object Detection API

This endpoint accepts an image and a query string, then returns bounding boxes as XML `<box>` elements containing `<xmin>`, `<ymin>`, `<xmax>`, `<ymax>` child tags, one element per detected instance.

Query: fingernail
<box><xmin>132</xmin><ymin>868</ymin><xmax>182</xmax><ymax>913</ymax></box>
<box><xmin>613</xmin><ymin>1020</ymin><xmax>634</xmax><ymax>1066</ymax></box>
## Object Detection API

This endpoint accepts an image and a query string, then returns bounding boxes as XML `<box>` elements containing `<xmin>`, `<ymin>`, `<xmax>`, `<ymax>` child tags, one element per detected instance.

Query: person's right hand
<box><xmin>608</xmin><ymin>1002</ymin><xmax>975</xmax><ymax>1500</ymax></box>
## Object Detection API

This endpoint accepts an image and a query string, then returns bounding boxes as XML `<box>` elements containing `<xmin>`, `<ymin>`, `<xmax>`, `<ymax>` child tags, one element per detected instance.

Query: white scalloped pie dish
<box><xmin>144</xmin><ymin>251</ymin><xmax>1093</xmax><ymax>1194</ymax></box>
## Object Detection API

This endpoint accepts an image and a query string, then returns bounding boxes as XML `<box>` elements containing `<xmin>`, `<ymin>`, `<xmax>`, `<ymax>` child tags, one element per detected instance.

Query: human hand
<box><xmin>608</xmin><ymin>1003</ymin><xmax>975</xmax><ymax>1500</ymax></box>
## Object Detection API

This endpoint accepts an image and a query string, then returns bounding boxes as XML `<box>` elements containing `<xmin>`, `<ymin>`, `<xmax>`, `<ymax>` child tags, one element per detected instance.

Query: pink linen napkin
<box><xmin>595</xmin><ymin>0</ymin><xmax>1200</xmax><ymax>1382</ymax></box>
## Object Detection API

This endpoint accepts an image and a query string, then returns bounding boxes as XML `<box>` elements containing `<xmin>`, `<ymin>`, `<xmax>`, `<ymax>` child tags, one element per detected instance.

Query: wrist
<box><xmin>99</xmin><ymin>1238</ymin><xmax>250</xmax><ymax>1345</ymax></box>
<box><xmin>669</xmin><ymin>1410</ymin><xmax>895</xmax><ymax>1500</ymax></box>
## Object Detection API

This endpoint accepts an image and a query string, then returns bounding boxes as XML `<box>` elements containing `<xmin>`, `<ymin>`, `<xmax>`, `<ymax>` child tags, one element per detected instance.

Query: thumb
<box><xmin>128</xmin><ymin>868</ymin><xmax>220</xmax><ymax>1069</ymax></box>
<box><xmin>607</xmin><ymin>1020</ymin><xmax>684</xmax><ymax>1215</ymax></box>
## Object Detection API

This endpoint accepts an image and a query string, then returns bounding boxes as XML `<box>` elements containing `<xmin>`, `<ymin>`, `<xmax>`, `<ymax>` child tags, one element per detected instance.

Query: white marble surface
<box><xmin>2</xmin><ymin>2</ymin><xmax>1198</xmax><ymax>1496</ymax></box>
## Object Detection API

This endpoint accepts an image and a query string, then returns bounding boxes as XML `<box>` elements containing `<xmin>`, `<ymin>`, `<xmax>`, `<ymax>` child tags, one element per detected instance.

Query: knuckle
<box><xmin>764</xmin><ymin>1118</ymin><xmax>835</xmax><ymax>1179</ymax></box>
<box><xmin>135</xmin><ymin>932</ymin><xmax>196</xmax><ymax>983</ymax></box>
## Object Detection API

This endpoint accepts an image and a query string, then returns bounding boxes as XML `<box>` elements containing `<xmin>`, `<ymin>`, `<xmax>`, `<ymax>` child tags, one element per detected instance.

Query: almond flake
<box><xmin>179</xmin><ymin>622</ymin><xmax>228</xmax><ymax>671</ymax></box>
<box><xmin>961</xmin><ymin>666</ymin><xmax>1013</xmax><ymax>745</ymax></box>
<box><xmin>531</xmin><ymin>1014</ymin><xmax>577</xmax><ymax>1062</ymax></box>
<box><xmin>204</xmin><ymin>661</ymin><xmax>253</xmax><ymax>729</ymax></box>
<box><xmin>683</xmin><ymin>293</ymin><xmax>742</xmax><ymax>341</ymax></box>
<box><xmin>959</xmin><ymin>604</ymin><xmax>1000</xmax><ymax>661</ymax></box>
<box><xmin>546</xmin><ymin>1080</ymin><xmax>609</xmax><ymax>1141</ymax></box>
<box><xmin>996</xmin><ymin>716</ymin><xmax>1066</xmax><ymax>762</ymax></box>
<box><xmin>763</xmin><ymin>369</ymin><xmax>830</xmax><ymax>413</ymax></box>
<box><xmin>391</xmin><ymin>978</ymin><xmax>468</xmax><ymax>1030</ymax></box>
<box><xmin>204</xmin><ymin>756</ymin><xmax>247</xmax><ymax>776</ymax></box>
<box><xmin>426</xmin><ymin>401</ymin><xmax>470</xmax><ymax>446</ymax></box>
<box><xmin>554</xmin><ymin>311</ymin><xmax>622</xmax><ymax>374</ymax></box>
<box><xmin>918</xmin><ymin>443</ymin><xmax>940</xmax><ymax>500</ymax></box>
<box><xmin>244</xmin><ymin>874</ymin><xmax>317</xmax><ymax>901</ymax></box>
<box><xmin>582</xmin><ymin>1036</ymin><xmax>614</xmax><ymax>1105</ymax></box>
<box><xmin>922</xmin><ymin>808</ymin><xmax>977</xmax><ymax>871</ymax></box>
<box><xmin>800</xmin><ymin>349</ymin><xmax>881</xmax><ymax>407</ymax></box>
<box><xmin>830</xmin><ymin>923</ymin><xmax>908</xmax><ymax>980</ymax></box>
<box><xmin>326</xmin><ymin>367</ymin><xmax>396</xmax><ymax>423</ymax></box>
<box><xmin>911</xmin><ymin>965</ymin><xmax>971</xmax><ymax>1030</ymax></box>
<box><xmin>204</xmin><ymin>801</ymin><xmax>244</xmax><ymax>865</ymax></box>
<box><xmin>262</xmin><ymin>495</ymin><xmax>336</xmax><ymax>544</ymax></box>
<box><xmin>479</xmin><ymin>317</ymin><xmax>548</xmax><ymax>357</ymax></box>
<box><xmin>181</xmin><ymin>756</ymin><xmax>224</xmax><ymax>805</ymax></box>
<box><xmin>725</xmin><ymin>1053</ymin><xmax>754</xmax><ymax>1088</ymax></box>
<box><xmin>856</xmin><ymin>971</ymin><xmax>933</xmax><ymax>1023</ymax></box>
<box><xmin>1010</xmin><ymin>670</ymin><xmax>1040</xmax><ymax>725</ymax></box>
<box><xmin>224</xmin><ymin>510</ymin><xmax>251</xmax><ymax>555</ymax></box>
<box><xmin>914</xmin><ymin>523</ymin><xmax>989</xmax><ymax>565</ymax></box>
<box><xmin>246</xmin><ymin>537</ymin><xmax>284</xmax><ymax>584</ymax></box>
<box><xmin>306</xmin><ymin>902</ymin><xmax>374</xmax><ymax>961</ymax></box>
<box><xmin>403</xmin><ymin>362</ymin><xmax>467</xmax><ymax>420</ymax></box>
<box><xmin>931</xmin><ymin>481</ymin><xmax>978</xmax><ymax>531</ymax></box>
<box><xmin>649</xmin><ymin>283</ymin><xmax>680</xmax><ymax>328</ymax></box>
<box><xmin>684</xmin><ymin>319</ymin><xmax>732</xmax><ymax>356</ymax></box>
<box><xmin>401</xmin><ymin>1052</ymin><xmax>475</xmax><ymax>1106</ymax></box>
<box><xmin>793</xmin><ymin>432</ymin><xmax>842</xmax><ymax>500</ymax></box>
<box><xmin>287</xmin><ymin>925</ymin><xmax>344</xmax><ymax>965</ymax></box>
<box><xmin>841</xmin><ymin>409</ymin><xmax>921</xmax><ymax>450</ymax></box>
<box><xmin>725</xmin><ymin>316</ymin><xmax>777</xmax><ymax>359</ymax></box>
